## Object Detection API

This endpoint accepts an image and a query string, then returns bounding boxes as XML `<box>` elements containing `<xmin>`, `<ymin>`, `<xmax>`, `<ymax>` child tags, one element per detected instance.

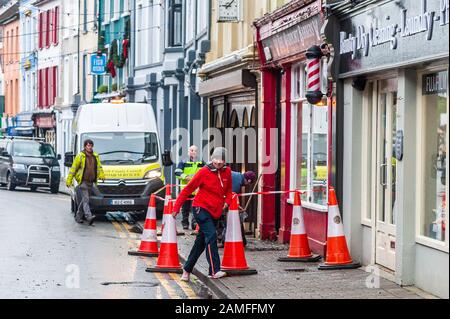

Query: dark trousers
<box><xmin>184</xmin><ymin>207</ymin><xmax>221</xmax><ymax>276</ymax></box>
<box><xmin>181</xmin><ymin>196</ymin><xmax>196</xmax><ymax>229</ymax></box>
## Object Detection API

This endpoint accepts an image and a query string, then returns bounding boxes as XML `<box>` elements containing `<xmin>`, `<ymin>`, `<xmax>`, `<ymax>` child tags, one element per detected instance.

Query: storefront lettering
<box><xmin>441</xmin><ymin>0</ymin><xmax>449</xmax><ymax>25</ymax></box>
<box><xmin>340</xmin><ymin>0</ymin><xmax>447</xmax><ymax>60</ymax></box>
<box><xmin>370</xmin><ymin>23</ymin><xmax>398</xmax><ymax>49</ymax></box>
<box><xmin>423</xmin><ymin>71</ymin><xmax>448</xmax><ymax>95</ymax></box>
<box><xmin>401</xmin><ymin>0</ymin><xmax>435</xmax><ymax>40</ymax></box>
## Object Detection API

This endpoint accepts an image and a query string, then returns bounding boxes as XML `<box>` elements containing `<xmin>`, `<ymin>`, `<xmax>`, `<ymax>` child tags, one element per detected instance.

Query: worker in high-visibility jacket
<box><xmin>175</xmin><ymin>145</ymin><xmax>205</xmax><ymax>230</ymax></box>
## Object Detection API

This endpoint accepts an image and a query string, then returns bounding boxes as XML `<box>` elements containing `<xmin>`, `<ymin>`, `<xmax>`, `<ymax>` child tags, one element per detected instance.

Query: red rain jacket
<box><xmin>174</xmin><ymin>164</ymin><xmax>232</xmax><ymax>220</ymax></box>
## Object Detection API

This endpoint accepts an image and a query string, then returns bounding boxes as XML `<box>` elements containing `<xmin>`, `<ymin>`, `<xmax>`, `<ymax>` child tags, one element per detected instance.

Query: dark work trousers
<box><xmin>181</xmin><ymin>195</ymin><xmax>196</xmax><ymax>229</ymax></box>
<box><xmin>183</xmin><ymin>207</ymin><xmax>221</xmax><ymax>276</ymax></box>
<box><xmin>75</xmin><ymin>182</ymin><xmax>93</xmax><ymax>221</ymax></box>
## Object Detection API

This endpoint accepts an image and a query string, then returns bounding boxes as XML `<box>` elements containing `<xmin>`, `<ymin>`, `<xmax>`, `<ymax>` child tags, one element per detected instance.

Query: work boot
<box><xmin>75</xmin><ymin>218</ymin><xmax>83</xmax><ymax>224</ymax></box>
<box><xmin>87</xmin><ymin>215</ymin><xmax>96</xmax><ymax>226</ymax></box>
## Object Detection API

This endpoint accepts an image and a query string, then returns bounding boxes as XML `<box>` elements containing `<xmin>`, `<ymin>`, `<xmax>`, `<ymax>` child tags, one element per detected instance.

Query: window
<box><xmin>104</xmin><ymin>0</ymin><xmax>111</xmax><ymax>24</ymax></box>
<box><xmin>168</xmin><ymin>0</ymin><xmax>182</xmax><ymax>47</ymax></box>
<box><xmin>186</xmin><ymin>0</ymin><xmax>195</xmax><ymax>43</ymax></box>
<box><xmin>83</xmin><ymin>0</ymin><xmax>88</xmax><ymax>32</ymax></box>
<box><xmin>122</xmin><ymin>0</ymin><xmax>129</xmax><ymax>16</ymax></box>
<box><xmin>418</xmin><ymin>70</ymin><xmax>449</xmax><ymax>247</ymax></box>
<box><xmin>112</xmin><ymin>0</ymin><xmax>120</xmax><ymax>20</ymax></box>
<box><xmin>196</xmin><ymin>0</ymin><xmax>207</xmax><ymax>33</ymax></box>
<box><xmin>290</xmin><ymin>64</ymin><xmax>328</xmax><ymax>207</ymax></box>
<box><xmin>73</xmin><ymin>55</ymin><xmax>78</xmax><ymax>96</ymax></box>
<box><xmin>53</xmin><ymin>7</ymin><xmax>59</xmax><ymax>45</ymax></box>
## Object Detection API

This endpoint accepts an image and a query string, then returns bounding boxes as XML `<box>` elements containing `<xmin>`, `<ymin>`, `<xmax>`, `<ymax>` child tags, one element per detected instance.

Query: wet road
<box><xmin>0</xmin><ymin>187</ymin><xmax>200</xmax><ymax>299</ymax></box>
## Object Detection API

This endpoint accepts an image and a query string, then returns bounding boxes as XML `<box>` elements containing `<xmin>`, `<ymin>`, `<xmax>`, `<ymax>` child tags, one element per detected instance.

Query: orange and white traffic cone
<box><xmin>146</xmin><ymin>199</ymin><xmax>183</xmax><ymax>274</ymax></box>
<box><xmin>157</xmin><ymin>185</ymin><xmax>184</xmax><ymax>236</ymax></box>
<box><xmin>221</xmin><ymin>194</ymin><xmax>257</xmax><ymax>276</ymax></box>
<box><xmin>318</xmin><ymin>187</ymin><xmax>360</xmax><ymax>270</ymax></box>
<box><xmin>128</xmin><ymin>194</ymin><xmax>159</xmax><ymax>257</ymax></box>
<box><xmin>278</xmin><ymin>191</ymin><xmax>321</xmax><ymax>262</ymax></box>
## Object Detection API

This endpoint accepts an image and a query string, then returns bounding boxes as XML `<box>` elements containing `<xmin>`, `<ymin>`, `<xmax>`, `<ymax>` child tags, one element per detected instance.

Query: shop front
<box><xmin>33</xmin><ymin>111</ymin><xmax>57</xmax><ymax>148</ymax></box>
<box><xmin>199</xmin><ymin>49</ymin><xmax>260</xmax><ymax>236</ymax></box>
<box><xmin>254</xmin><ymin>0</ymin><xmax>330</xmax><ymax>253</ymax></box>
<box><xmin>326</xmin><ymin>0</ymin><xmax>449</xmax><ymax>298</ymax></box>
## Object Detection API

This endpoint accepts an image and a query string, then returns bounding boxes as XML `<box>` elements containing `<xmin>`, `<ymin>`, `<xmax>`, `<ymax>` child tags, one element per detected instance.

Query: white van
<box><xmin>64</xmin><ymin>102</ymin><xmax>172</xmax><ymax>217</ymax></box>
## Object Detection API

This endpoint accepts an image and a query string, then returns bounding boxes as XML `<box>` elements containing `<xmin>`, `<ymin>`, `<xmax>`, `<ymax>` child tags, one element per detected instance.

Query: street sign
<box><xmin>90</xmin><ymin>53</ymin><xmax>107</xmax><ymax>75</ymax></box>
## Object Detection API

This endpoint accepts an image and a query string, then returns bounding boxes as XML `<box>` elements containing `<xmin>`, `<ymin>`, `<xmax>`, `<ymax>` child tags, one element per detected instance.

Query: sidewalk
<box><xmin>175</xmin><ymin>227</ymin><xmax>433</xmax><ymax>299</ymax></box>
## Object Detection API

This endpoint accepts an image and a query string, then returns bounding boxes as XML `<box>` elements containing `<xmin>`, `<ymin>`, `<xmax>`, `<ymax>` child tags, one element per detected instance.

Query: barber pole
<box><xmin>305</xmin><ymin>45</ymin><xmax>324</xmax><ymax>105</ymax></box>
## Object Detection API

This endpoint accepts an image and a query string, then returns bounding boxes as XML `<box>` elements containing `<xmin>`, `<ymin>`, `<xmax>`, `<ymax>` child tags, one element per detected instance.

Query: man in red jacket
<box><xmin>172</xmin><ymin>147</ymin><xmax>232</xmax><ymax>281</ymax></box>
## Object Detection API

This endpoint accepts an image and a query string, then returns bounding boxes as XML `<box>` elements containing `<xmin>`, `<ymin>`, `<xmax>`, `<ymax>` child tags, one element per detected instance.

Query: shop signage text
<box><xmin>423</xmin><ymin>71</ymin><xmax>448</xmax><ymax>95</ymax></box>
<box><xmin>340</xmin><ymin>0</ymin><xmax>449</xmax><ymax>60</ymax></box>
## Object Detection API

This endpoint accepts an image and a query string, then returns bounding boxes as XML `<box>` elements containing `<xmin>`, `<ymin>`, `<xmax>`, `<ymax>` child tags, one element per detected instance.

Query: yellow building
<box><xmin>198</xmin><ymin>0</ymin><xmax>291</xmax><ymax>237</ymax></box>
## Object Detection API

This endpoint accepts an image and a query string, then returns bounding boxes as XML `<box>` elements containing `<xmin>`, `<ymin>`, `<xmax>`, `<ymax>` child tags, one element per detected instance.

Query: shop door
<box><xmin>374</xmin><ymin>79</ymin><xmax>398</xmax><ymax>271</ymax></box>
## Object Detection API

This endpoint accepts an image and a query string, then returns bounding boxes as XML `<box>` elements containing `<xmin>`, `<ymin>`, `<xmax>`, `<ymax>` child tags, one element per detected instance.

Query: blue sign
<box><xmin>90</xmin><ymin>54</ymin><xmax>107</xmax><ymax>75</ymax></box>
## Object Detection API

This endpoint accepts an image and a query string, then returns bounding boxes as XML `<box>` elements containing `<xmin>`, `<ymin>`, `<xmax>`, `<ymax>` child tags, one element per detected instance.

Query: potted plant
<box><xmin>98</xmin><ymin>85</ymin><xmax>108</xmax><ymax>94</ymax></box>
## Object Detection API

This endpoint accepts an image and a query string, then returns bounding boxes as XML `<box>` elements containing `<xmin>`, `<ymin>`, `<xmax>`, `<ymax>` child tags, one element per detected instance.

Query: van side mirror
<box><xmin>57</xmin><ymin>154</ymin><xmax>62</xmax><ymax>161</ymax></box>
<box><xmin>162</xmin><ymin>150</ymin><xmax>173</xmax><ymax>167</ymax></box>
<box><xmin>64</xmin><ymin>152</ymin><xmax>74</xmax><ymax>168</ymax></box>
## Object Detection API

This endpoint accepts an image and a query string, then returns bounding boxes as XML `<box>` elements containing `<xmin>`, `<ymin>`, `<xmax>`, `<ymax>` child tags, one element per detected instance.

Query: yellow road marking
<box><xmin>110</xmin><ymin>219</ymin><xmax>183</xmax><ymax>300</ymax></box>
<box><xmin>169</xmin><ymin>273</ymin><xmax>198</xmax><ymax>299</ymax></box>
<box><xmin>111</xmin><ymin>221</ymin><xmax>127</xmax><ymax>239</ymax></box>
<box><xmin>121</xmin><ymin>222</ymin><xmax>140</xmax><ymax>240</ymax></box>
<box><xmin>146</xmin><ymin>261</ymin><xmax>181</xmax><ymax>299</ymax></box>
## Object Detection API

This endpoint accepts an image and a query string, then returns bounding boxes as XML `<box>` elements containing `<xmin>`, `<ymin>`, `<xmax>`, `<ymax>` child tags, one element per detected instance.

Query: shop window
<box><xmin>291</xmin><ymin>64</ymin><xmax>328</xmax><ymax>207</ymax></box>
<box><xmin>418</xmin><ymin>70</ymin><xmax>449</xmax><ymax>245</ymax></box>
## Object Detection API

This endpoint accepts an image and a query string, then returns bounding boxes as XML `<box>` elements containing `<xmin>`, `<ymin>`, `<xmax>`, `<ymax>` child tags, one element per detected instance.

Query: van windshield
<box><xmin>81</xmin><ymin>132</ymin><xmax>159</xmax><ymax>165</ymax></box>
<box><xmin>12</xmin><ymin>141</ymin><xmax>56</xmax><ymax>158</ymax></box>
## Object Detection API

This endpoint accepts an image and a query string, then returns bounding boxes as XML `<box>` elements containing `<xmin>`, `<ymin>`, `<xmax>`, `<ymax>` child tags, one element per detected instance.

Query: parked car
<box><xmin>0</xmin><ymin>137</ymin><xmax>61</xmax><ymax>193</ymax></box>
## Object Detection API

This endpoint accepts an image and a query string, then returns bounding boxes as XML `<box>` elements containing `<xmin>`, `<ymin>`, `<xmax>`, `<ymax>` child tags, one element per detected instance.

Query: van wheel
<box><xmin>6</xmin><ymin>173</ymin><xmax>16</xmax><ymax>191</ymax></box>
<box><xmin>50</xmin><ymin>184</ymin><xmax>59</xmax><ymax>194</ymax></box>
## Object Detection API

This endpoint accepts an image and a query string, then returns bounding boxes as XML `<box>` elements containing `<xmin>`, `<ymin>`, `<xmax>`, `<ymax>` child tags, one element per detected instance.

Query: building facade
<box><xmin>323</xmin><ymin>0</ymin><xmax>449</xmax><ymax>298</ymax></box>
<box><xmin>98</xmin><ymin>0</ymin><xmax>131</xmax><ymax>96</ymax></box>
<box><xmin>34</xmin><ymin>0</ymin><xmax>61</xmax><ymax>145</ymax></box>
<box><xmin>129</xmin><ymin>0</ymin><xmax>210</xmax><ymax>185</ymax></box>
<box><xmin>0</xmin><ymin>1</ymin><xmax>20</xmax><ymax>126</ymax></box>
<box><xmin>199</xmin><ymin>0</ymin><xmax>291</xmax><ymax>238</ymax></box>
<box><xmin>254</xmin><ymin>0</ymin><xmax>329</xmax><ymax>250</ymax></box>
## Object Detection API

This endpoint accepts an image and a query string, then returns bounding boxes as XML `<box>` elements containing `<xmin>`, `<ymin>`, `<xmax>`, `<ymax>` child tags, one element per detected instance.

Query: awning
<box><xmin>198</xmin><ymin>69</ymin><xmax>256</xmax><ymax>97</ymax></box>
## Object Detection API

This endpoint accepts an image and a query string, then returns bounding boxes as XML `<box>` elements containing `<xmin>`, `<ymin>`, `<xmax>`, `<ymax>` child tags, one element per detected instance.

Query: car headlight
<box><xmin>12</xmin><ymin>164</ymin><xmax>27</xmax><ymax>170</ymax></box>
<box><xmin>144</xmin><ymin>169</ymin><xmax>162</xmax><ymax>180</ymax></box>
<box><xmin>52</xmin><ymin>166</ymin><xmax>61</xmax><ymax>172</ymax></box>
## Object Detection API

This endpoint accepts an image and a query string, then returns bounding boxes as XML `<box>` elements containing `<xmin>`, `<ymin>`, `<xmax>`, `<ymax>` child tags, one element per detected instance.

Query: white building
<box><xmin>129</xmin><ymin>0</ymin><xmax>210</xmax><ymax>184</ymax></box>
<box><xmin>34</xmin><ymin>0</ymin><xmax>61</xmax><ymax>146</ymax></box>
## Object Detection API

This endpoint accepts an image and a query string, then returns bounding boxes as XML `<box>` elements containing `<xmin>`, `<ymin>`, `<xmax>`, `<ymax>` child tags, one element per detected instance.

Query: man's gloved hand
<box><xmin>66</xmin><ymin>181</ymin><xmax>72</xmax><ymax>188</ymax></box>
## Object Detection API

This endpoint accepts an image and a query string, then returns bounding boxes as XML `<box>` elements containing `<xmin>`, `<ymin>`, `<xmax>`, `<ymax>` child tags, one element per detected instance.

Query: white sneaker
<box><xmin>180</xmin><ymin>270</ymin><xmax>190</xmax><ymax>282</ymax></box>
<box><xmin>208</xmin><ymin>271</ymin><xmax>227</xmax><ymax>279</ymax></box>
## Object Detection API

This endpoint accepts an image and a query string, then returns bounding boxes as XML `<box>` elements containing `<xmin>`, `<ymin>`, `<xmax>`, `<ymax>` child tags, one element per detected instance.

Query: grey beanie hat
<box><xmin>211</xmin><ymin>147</ymin><xmax>228</xmax><ymax>161</ymax></box>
